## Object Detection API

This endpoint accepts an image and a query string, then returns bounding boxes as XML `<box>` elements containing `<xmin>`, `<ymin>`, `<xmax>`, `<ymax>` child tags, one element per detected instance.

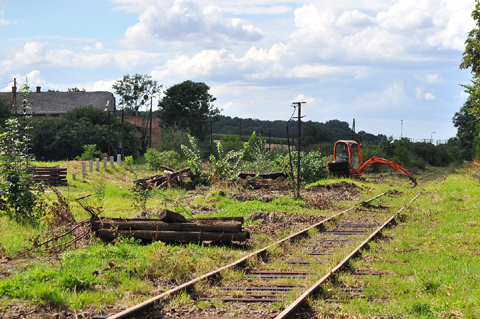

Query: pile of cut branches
<box><xmin>135</xmin><ymin>165</ymin><xmax>191</xmax><ymax>190</ymax></box>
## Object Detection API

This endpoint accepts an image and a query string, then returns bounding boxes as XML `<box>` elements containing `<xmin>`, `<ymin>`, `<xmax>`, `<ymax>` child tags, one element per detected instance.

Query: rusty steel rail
<box><xmin>106</xmin><ymin>171</ymin><xmax>445</xmax><ymax>319</ymax></box>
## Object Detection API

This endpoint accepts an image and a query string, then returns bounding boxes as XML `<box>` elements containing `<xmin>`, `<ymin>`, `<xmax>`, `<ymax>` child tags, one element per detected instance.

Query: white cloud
<box><xmin>210</xmin><ymin>83</ymin><xmax>247</xmax><ymax>98</ymax></box>
<box><xmin>336</xmin><ymin>10</ymin><xmax>374</xmax><ymax>28</ymax></box>
<box><xmin>224</xmin><ymin>5</ymin><xmax>292</xmax><ymax>15</ymax></box>
<box><xmin>152</xmin><ymin>44</ymin><xmax>294</xmax><ymax>81</ymax></box>
<box><xmin>14</xmin><ymin>42</ymin><xmax>47</xmax><ymax>65</ymax></box>
<box><xmin>90</xmin><ymin>79</ymin><xmax>116</xmax><ymax>91</ymax></box>
<box><xmin>416</xmin><ymin>87</ymin><xmax>437</xmax><ymax>100</ymax></box>
<box><xmin>152</xmin><ymin>49</ymin><xmax>234</xmax><ymax>80</ymax></box>
<box><xmin>384</xmin><ymin>81</ymin><xmax>406</xmax><ymax>103</ymax></box>
<box><xmin>425</xmin><ymin>92</ymin><xmax>436</xmax><ymax>100</ymax></box>
<box><xmin>376</xmin><ymin>0</ymin><xmax>434</xmax><ymax>31</ymax></box>
<box><xmin>427</xmin><ymin>1</ymin><xmax>475</xmax><ymax>50</ymax></box>
<box><xmin>0</xmin><ymin>42</ymin><xmax>164</xmax><ymax>73</ymax></box>
<box><xmin>416</xmin><ymin>73</ymin><xmax>440</xmax><ymax>83</ymax></box>
<box><xmin>360</xmin><ymin>81</ymin><xmax>407</xmax><ymax>107</ymax></box>
<box><xmin>458</xmin><ymin>90</ymin><xmax>469</xmax><ymax>99</ymax></box>
<box><xmin>415</xmin><ymin>87</ymin><xmax>423</xmax><ymax>99</ymax></box>
<box><xmin>124</xmin><ymin>0</ymin><xmax>263</xmax><ymax>45</ymax></box>
<box><xmin>9</xmin><ymin>70</ymin><xmax>50</xmax><ymax>90</ymax></box>
<box><xmin>289</xmin><ymin>0</ymin><xmax>475</xmax><ymax>62</ymax></box>
<box><xmin>287</xmin><ymin>64</ymin><xmax>343</xmax><ymax>78</ymax></box>
<box><xmin>0</xmin><ymin>10</ymin><xmax>14</xmax><ymax>25</ymax></box>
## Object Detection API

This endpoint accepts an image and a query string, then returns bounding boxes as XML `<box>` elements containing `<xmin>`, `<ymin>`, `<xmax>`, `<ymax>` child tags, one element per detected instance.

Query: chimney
<box><xmin>36</xmin><ymin>86</ymin><xmax>41</xmax><ymax>93</ymax></box>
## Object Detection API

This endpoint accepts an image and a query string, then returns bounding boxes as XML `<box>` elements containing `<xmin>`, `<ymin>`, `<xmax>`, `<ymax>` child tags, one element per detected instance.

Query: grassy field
<box><xmin>0</xmin><ymin>162</ymin><xmax>478</xmax><ymax>318</ymax></box>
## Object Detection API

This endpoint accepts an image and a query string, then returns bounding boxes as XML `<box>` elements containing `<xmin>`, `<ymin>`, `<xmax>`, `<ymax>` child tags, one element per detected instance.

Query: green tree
<box><xmin>460</xmin><ymin>0</ymin><xmax>480</xmax><ymax>118</ymax></box>
<box><xmin>453</xmin><ymin>100</ymin><xmax>477</xmax><ymax>160</ymax></box>
<box><xmin>30</xmin><ymin>106</ymin><xmax>139</xmax><ymax>160</ymax></box>
<box><xmin>0</xmin><ymin>85</ymin><xmax>45</xmax><ymax>225</ymax></box>
<box><xmin>0</xmin><ymin>94</ymin><xmax>12</xmax><ymax>125</ymax></box>
<box><xmin>158</xmin><ymin>80</ymin><xmax>220</xmax><ymax>141</ymax></box>
<box><xmin>112</xmin><ymin>74</ymin><xmax>162</xmax><ymax>116</ymax></box>
<box><xmin>301</xmin><ymin>121</ymin><xmax>334</xmax><ymax>150</ymax></box>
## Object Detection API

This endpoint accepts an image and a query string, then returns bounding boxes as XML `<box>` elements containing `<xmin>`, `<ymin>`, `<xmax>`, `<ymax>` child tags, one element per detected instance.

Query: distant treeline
<box><xmin>212</xmin><ymin>115</ymin><xmax>387</xmax><ymax>144</ymax></box>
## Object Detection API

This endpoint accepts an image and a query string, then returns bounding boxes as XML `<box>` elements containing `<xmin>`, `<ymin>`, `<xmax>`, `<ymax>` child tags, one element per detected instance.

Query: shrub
<box><xmin>76</xmin><ymin>144</ymin><xmax>100</xmax><ymax>161</ymax></box>
<box><xmin>209</xmin><ymin>140</ymin><xmax>245</xmax><ymax>181</ymax></box>
<box><xmin>158</xmin><ymin>125</ymin><xmax>190</xmax><ymax>155</ymax></box>
<box><xmin>124</xmin><ymin>155</ymin><xmax>134</xmax><ymax>167</ymax></box>
<box><xmin>181</xmin><ymin>135</ymin><xmax>209</xmax><ymax>186</ymax></box>
<box><xmin>276</xmin><ymin>151</ymin><xmax>328</xmax><ymax>185</ymax></box>
<box><xmin>144</xmin><ymin>149</ymin><xmax>180</xmax><ymax>170</ymax></box>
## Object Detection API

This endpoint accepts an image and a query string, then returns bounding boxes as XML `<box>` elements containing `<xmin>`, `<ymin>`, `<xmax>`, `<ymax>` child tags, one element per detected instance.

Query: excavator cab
<box><xmin>329</xmin><ymin>140</ymin><xmax>362</xmax><ymax>177</ymax></box>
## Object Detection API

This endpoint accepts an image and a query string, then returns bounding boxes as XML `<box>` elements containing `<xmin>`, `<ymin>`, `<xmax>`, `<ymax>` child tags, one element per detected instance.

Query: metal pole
<box><xmin>292</xmin><ymin>102</ymin><xmax>306</xmax><ymax>198</ymax></box>
<box><xmin>269</xmin><ymin>129</ymin><xmax>271</xmax><ymax>150</ymax></box>
<box><xmin>297</xmin><ymin>104</ymin><xmax>301</xmax><ymax>198</ymax></box>
<box><xmin>121</xmin><ymin>109</ymin><xmax>124</xmax><ymax>160</ymax></box>
<box><xmin>149</xmin><ymin>97</ymin><xmax>153</xmax><ymax>149</ymax></box>
<box><xmin>12</xmin><ymin>78</ymin><xmax>17</xmax><ymax>115</ymax></box>
<box><xmin>286</xmin><ymin>125</ymin><xmax>295</xmax><ymax>189</ymax></box>
<box><xmin>108</xmin><ymin>110</ymin><xmax>111</xmax><ymax>156</ymax></box>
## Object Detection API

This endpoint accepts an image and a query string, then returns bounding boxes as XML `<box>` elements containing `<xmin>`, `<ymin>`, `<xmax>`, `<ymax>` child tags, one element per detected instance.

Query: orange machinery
<box><xmin>327</xmin><ymin>140</ymin><xmax>417</xmax><ymax>187</ymax></box>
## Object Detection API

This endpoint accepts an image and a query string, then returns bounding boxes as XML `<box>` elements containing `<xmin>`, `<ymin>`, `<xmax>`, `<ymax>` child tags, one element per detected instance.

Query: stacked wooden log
<box><xmin>92</xmin><ymin>210</ymin><xmax>250</xmax><ymax>243</ymax></box>
<box><xmin>29</xmin><ymin>167</ymin><xmax>68</xmax><ymax>186</ymax></box>
<box><xmin>135</xmin><ymin>166</ymin><xmax>190</xmax><ymax>190</ymax></box>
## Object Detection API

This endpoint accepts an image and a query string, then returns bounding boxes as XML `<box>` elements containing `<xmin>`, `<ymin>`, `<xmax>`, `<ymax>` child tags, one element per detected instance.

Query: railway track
<box><xmin>97</xmin><ymin>170</ymin><xmax>445</xmax><ymax>319</ymax></box>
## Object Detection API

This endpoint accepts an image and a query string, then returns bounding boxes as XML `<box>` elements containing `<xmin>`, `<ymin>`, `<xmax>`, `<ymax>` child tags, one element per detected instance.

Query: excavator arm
<box><xmin>356</xmin><ymin>156</ymin><xmax>417</xmax><ymax>187</ymax></box>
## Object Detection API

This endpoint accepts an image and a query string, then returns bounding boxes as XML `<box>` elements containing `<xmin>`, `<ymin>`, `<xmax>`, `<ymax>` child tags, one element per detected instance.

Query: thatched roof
<box><xmin>0</xmin><ymin>90</ymin><xmax>116</xmax><ymax>116</ymax></box>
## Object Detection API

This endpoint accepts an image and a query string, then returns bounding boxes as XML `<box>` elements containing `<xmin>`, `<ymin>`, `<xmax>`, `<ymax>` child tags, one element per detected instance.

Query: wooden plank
<box><xmin>95</xmin><ymin>229</ymin><xmax>249</xmax><ymax>242</ymax></box>
<box><xmin>92</xmin><ymin>220</ymin><xmax>242</xmax><ymax>233</ymax></box>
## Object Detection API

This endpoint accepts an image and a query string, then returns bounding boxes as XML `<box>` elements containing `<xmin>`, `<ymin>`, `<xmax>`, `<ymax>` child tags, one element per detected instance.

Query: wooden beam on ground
<box><xmin>96</xmin><ymin>229</ymin><xmax>250</xmax><ymax>242</ymax></box>
<box><xmin>92</xmin><ymin>220</ymin><xmax>242</xmax><ymax>233</ymax></box>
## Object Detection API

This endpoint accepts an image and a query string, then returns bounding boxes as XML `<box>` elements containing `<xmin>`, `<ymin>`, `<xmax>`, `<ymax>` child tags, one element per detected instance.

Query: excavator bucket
<box><xmin>410</xmin><ymin>176</ymin><xmax>417</xmax><ymax>188</ymax></box>
<box><xmin>328</xmin><ymin>161</ymin><xmax>350</xmax><ymax>177</ymax></box>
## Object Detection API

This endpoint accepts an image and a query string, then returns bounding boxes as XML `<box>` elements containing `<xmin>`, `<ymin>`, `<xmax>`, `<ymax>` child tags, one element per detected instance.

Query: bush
<box><xmin>144</xmin><ymin>149</ymin><xmax>180</xmax><ymax>170</ymax></box>
<box><xmin>124</xmin><ymin>155</ymin><xmax>134</xmax><ymax>167</ymax></box>
<box><xmin>76</xmin><ymin>144</ymin><xmax>100</xmax><ymax>161</ymax></box>
<box><xmin>181</xmin><ymin>135</ymin><xmax>209</xmax><ymax>186</ymax></box>
<box><xmin>158</xmin><ymin>125</ymin><xmax>190</xmax><ymax>156</ymax></box>
<box><xmin>209</xmin><ymin>141</ymin><xmax>245</xmax><ymax>181</ymax></box>
<box><xmin>276</xmin><ymin>151</ymin><xmax>328</xmax><ymax>185</ymax></box>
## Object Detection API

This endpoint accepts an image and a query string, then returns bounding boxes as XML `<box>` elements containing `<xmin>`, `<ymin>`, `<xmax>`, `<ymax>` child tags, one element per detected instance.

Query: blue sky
<box><xmin>0</xmin><ymin>0</ymin><xmax>476</xmax><ymax>141</ymax></box>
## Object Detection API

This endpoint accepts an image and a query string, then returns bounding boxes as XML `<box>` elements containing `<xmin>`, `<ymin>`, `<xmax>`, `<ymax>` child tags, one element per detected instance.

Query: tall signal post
<box><xmin>292</xmin><ymin>101</ymin><xmax>306</xmax><ymax>198</ymax></box>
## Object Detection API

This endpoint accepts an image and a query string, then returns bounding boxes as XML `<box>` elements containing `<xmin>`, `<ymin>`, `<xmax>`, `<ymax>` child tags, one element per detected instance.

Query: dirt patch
<box><xmin>230</xmin><ymin>180</ymin><xmax>363</xmax><ymax>210</ymax></box>
<box><xmin>244</xmin><ymin>211</ymin><xmax>326</xmax><ymax>239</ymax></box>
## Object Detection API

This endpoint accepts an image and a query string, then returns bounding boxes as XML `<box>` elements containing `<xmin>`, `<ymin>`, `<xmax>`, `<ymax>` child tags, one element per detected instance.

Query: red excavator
<box><xmin>328</xmin><ymin>140</ymin><xmax>417</xmax><ymax>187</ymax></box>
